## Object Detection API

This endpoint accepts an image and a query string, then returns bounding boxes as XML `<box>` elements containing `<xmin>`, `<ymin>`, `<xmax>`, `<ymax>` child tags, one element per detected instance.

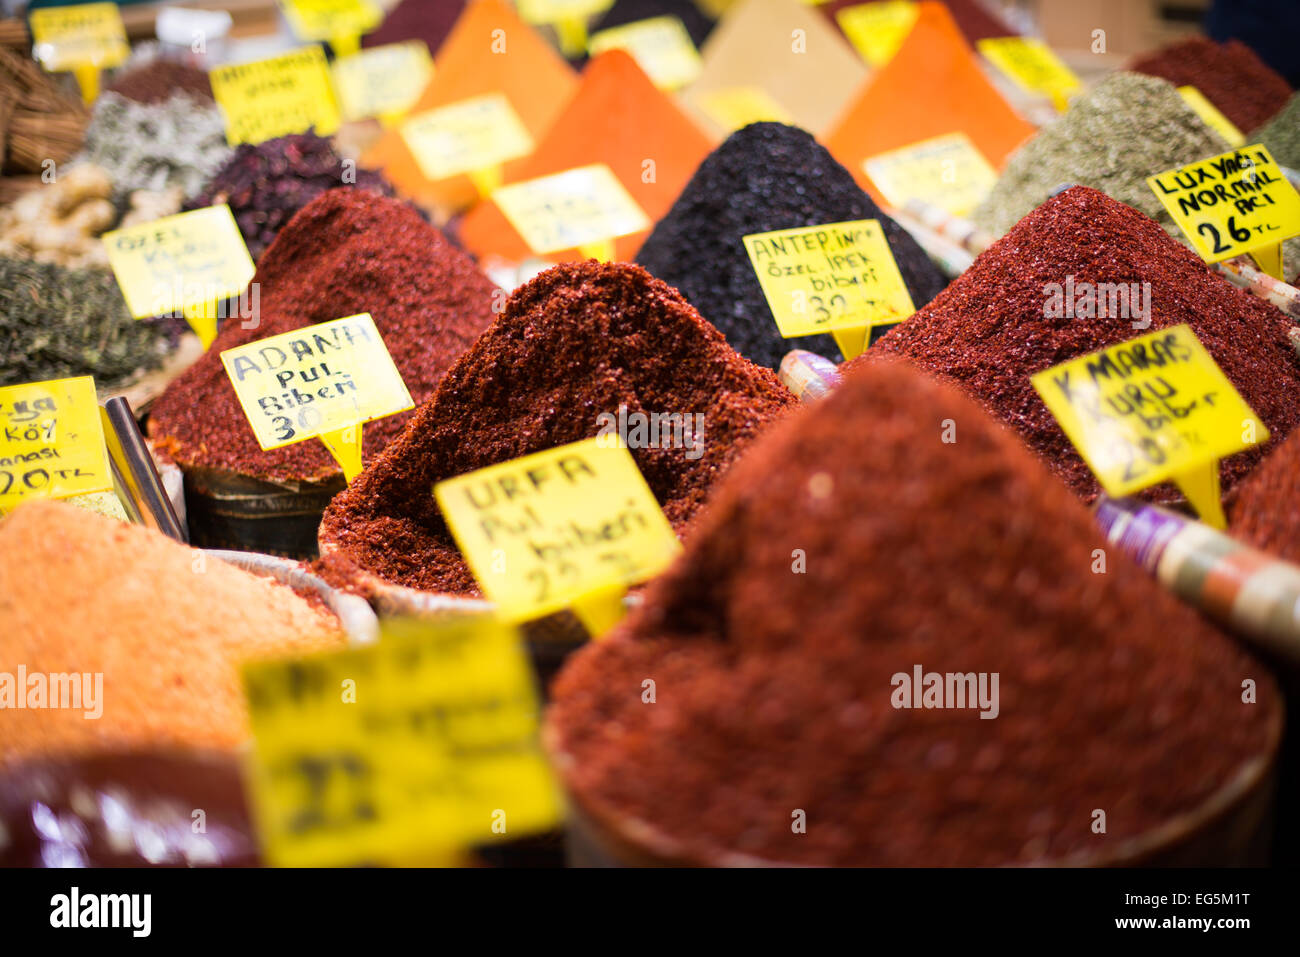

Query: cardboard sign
<box><xmin>697</xmin><ymin>86</ymin><xmax>792</xmax><ymax>132</ymax></box>
<box><xmin>492</xmin><ymin>164</ymin><xmax>650</xmax><ymax>261</ymax></box>
<box><xmin>864</xmin><ymin>132</ymin><xmax>998</xmax><ymax>218</ymax></box>
<box><xmin>743</xmin><ymin>219</ymin><xmax>916</xmax><ymax>360</ymax></box>
<box><xmin>1177</xmin><ymin>86</ymin><xmax>1244</xmax><ymax>149</ymax></box>
<box><xmin>0</xmin><ymin>376</ymin><xmax>111</xmax><ymax>510</ymax></box>
<box><xmin>210</xmin><ymin>46</ymin><xmax>341</xmax><ymax>145</ymax></box>
<box><xmin>1031</xmin><ymin>324</ymin><xmax>1267</xmax><ymax>528</ymax></box>
<box><xmin>280</xmin><ymin>0</ymin><xmax>382</xmax><ymax>56</ymax></box>
<box><xmin>1147</xmin><ymin>144</ymin><xmax>1300</xmax><ymax>280</ymax></box>
<box><xmin>102</xmin><ymin>205</ymin><xmax>255</xmax><ymax>349</ymax></box>
<box><xmin>331</xmin><ymin>41</ymin><xmax>433</xmax><ymax>123</ymax></box>
<box><xmin>243</xmin><ymin>616</ymin><xmax>560</xmax><ymax>867</ymax></box>
<box><xmin>401</xmin><ymin>94</ymin><xmax>535</xmax><ymax>188</ymax></box>
<box><xmin>220</xmin><ymin>314</ymin><xmax>413</xmax><ymax>481</ymax></box>
<box><xmin>589</xmin><ymin>15</ymin><xmax>702</xmax><ymax>91</ymax></box>
<box><xmin>434</xmin><ymin>437</ymin><xmax>680</xmax><ymax>635</ymax></box>
<box><xmin>978</xmin><ymin>37</ymin><xmax>1080</xmax><ymax>110</ymax></box>
<box><xmin>29</xmin><ymin>2</ymin><xmax>127</xmax><ymax>72</ymax></box>
<box><xmin>836</xmin><ymin>1</ymin><xmax>919</xmax><ymax>67</ymax></box>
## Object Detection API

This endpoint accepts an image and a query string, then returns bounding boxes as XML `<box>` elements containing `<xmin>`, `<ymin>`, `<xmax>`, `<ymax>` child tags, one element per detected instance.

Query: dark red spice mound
<box><xmin>319</xmin><ymin>260</ymin><xmax>797</xmax><ymax>594</ymax></box>
<box><xmin>149</xmin><ymin>188</ymin><xmax>498</xmax><ymax>482</ymax></box>
<box><xmin>106</xmin><ymin>58</ymin><xmax>214</xmax><ymax>104</ymax></box>
<box><xmin>546</xmin><ymin>359</ymin><xmax>1280</xmax><ymax>867</ymax></box>
<box><xmin>857</xmin><ymin>186</ymin><xmax>1300</xmax><ymax>502</ymax></box>
<box><xmin>362</xmin><ymin>0</ymin><xmax>465</xmax><ymax>52</ymax></box>
<box><xmin>1130</xmin><ymin>37</ymin><xmax>1291</xmax><ymax>133</ymax></box>
<box><xmin>1229</xmin><ymin>427</ymin><xmax>1300</xmax><ymax>563</ymax></box>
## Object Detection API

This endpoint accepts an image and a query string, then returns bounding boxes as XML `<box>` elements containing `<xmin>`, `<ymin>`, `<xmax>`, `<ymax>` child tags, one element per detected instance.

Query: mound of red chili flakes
<box><xmin>318</xmin><ymin>260</ymin><xmax>796</xmax><ymax>594</ymax></box>
<box><xmin>149</xmin><ymin>188</ymin><xmax>498</xmax><ymax>483</ymax></box>
<box><xmin>1229</xmin><ymin>426</ymin><xmax>1300</xmax><ymax>564</ymax></box>
<box><xmin>858</xmin><ymin>186</ymin><xmax>1300</xmax><ymax>503</ymax></box>
<box><xmin>546</xmin><ymin>359</ymin><xmax>1280</xmax><ymax>867</ymax></box>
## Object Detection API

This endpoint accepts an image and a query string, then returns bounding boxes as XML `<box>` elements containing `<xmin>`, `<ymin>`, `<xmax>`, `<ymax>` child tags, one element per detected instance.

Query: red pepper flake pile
<box><xmin>857</xmin><ymin>186</ymin><xmax>1300</xmax><ymax>502</ymax></box>
<box><xmin>1130</xmin><ymin>37</ymin><xmax>1292</xmax><ymax>134</ymax></box>
<box><xmin>1229</xmin><ymin>426</ymin><xmax>1300</xmax><ymax>564</ymax></box>
<box><xmin>547</xmin><ymin>359</ymin><xmax>1279</xmax><ymax>866</ymax></box>
<box><xmin>319</xmin><ymin>260</ymin><xmax>796</xmax><ymax>594</ymax></box>
<box><xmin>149</xmin><ymin>188</ymin><xmax>498</xmax><ymax>482</ymax></box>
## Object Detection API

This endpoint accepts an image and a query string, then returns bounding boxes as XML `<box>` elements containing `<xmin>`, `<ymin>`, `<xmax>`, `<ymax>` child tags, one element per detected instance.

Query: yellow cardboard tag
<box><xmin>836</xmin><ymin>1</ymin><xmax>919</xmax><ymax>67</ymax></box>
<box><xmin>492</xmin><ymin>164</ymin><xmax>650</xmax><ymax>257</ymax></box>
<box><xmin>29</xmin><ymin>2</ymin><xmax>127</xmax><ymax>73</ymax></box>
<box><xmin>589</xmin><ymin>15</ymin><xmax>702</xmax><ymax>91</ymax></box>
<box><xmin>280</xmin><ymin>0</ymin><xmax>382</xmax><ymax>51</ymax></box>
<box><xmin>697</xmin><ymin>86</ymin><xmax>792</xmax><ymax>132</ymax></box>
<box><xmin>1030</xmin><ymin>324</ymin><xmax>1267</xmax><ymax>528</ymax></box>
<box><xmin>1177</xmin><ymin>86</ymin><xmax>1245</xmax><ymax>148</ymax></box>
<box><xmin>743</xmin><ymin>219</ymin><xmax>916</xmax><ymax>359</ymax></box>
<box><xmin>243</xmin><ymin>616</ymin><xmax>560</xmax><ymax>867</ymax></box>
<box><xmin>219</xmin><ymin>313</ymin><xmax>413</xmax><ymax>481</ymax></box>
<box><xmin>331</xmin><ymin>41</ymin><xmax>433</xmax><ymax>123</ymax></box>
<box><xmin>434</xmin><ymin>437</ymin><xmax>681</xmax><ymax>629</ymax></box>
<box><xmin>210</xmin><ymin>46</ymin><xmax>342</xmax><ymax>145</ymax></box>
<box><xmin>401</xmin><ymin>93</ymin><xmax>536</xmax><ymax>184</ymax></box>
<box><xmin>102</xmin><ymin>205</ymin><xmax>255</xmax><ymax>349</ymax></box>
<box><xmin>0</xmin><ymin>376</ymin><xmax>111</xmax><ymax>511</ymax></box>
<box><xmin>1147</xmin><ymin>144</ymin><xmax>1300</xmax><ymax>278</ymax></box>
<box><xmin>978</xmin><ymin>37</ymin><xmax>1080</xmax><ymax>110</ymax></box>
<box><xmin>863</xmin><ymin>132</ymin><xmax>998</xmax><ymax>218</ymax></box>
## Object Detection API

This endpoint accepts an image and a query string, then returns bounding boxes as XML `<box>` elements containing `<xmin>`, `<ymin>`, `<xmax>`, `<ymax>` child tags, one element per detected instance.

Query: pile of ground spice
<box><xmin>635</xmin><ymin>122</ymin><xmax>947</xmax><ymax>369</ymax></box>
<box><xmin>0</xmin><ymin>500</ymin><xmax>344</xmax><ymax>766</ymax></box>
<box><xmin>186</xmin><ymin>131</ymin><xmax>392</xmax><ymax>260</ymax></box>
<box><xmin>318</xmin><ymin>260</ymin><xmax>796</xmax><ymax>594</ymax></box>
<box><xmin>861</xmin><ymin>186</ymin><xmax>1300</xmax><ymax>502</ymax></box>
<box><xmin>1130</xmin><ymin>37</ymin><xmax>1291</xmax><ymax>134</ymax></box>
<box><xmin>106</xmin><ymin>58</ymin><xmax>214</xmax><ymax>105</ymax></box>
<box><xmin>1228</xmin><ymin>427</ymin><xmax>1300</xmax><ymax>564</ymax></box>
<box><xmin>362</xmin><ymin>0</ymin><xmax>465</xmax><ymax>52</ymax></box>
<box><xmin>149</xmin><ymin>188</ymin><xmax>498</xmax><ymax>482</ymax></box>
<box><xmin>546</xmin><ymin>359</ymin><xmax>1279</xmax><ymax>866</ymax></box>
<box><xmin>972</xmin><ymin>73</ymin><xmax>1230</xmax><ymax>239</ymax></box>
<box><xmin>1251</xmin><ymin>92</ymin><xmax>1300</xmax><ymax>170</ymax></box>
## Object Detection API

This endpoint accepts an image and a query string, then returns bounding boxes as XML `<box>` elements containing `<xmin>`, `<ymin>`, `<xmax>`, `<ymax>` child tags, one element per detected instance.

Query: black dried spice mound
<box><xmin>186</xmin><ymin>130</ymin><xmax>392</xmax><ymax>260</ymax></box>
<box><xmin>635</xmin><ymin>122</ymin><xmax>948</xmax><ymax>370</ymax></box>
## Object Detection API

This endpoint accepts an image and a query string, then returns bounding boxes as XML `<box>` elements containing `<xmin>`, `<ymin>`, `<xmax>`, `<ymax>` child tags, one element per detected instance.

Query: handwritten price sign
<box><xmin>0</xmin><ymin>376</ymin><xmax>111</xmax><ymax>510</ymax></box>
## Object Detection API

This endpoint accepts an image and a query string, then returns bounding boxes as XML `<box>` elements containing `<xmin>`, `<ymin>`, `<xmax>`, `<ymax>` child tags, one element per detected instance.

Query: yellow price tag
<box><xmin>243</xmin><ymin>616</ymin><xmax>560</xmax><ymax>867</ymax></box>
<box><xmin>492</xmin><ymin>163</ymin><xmax>650</xmax><ymax>257</ymax></box>
<box><xmin>280</xmin><ymin>0</ymin><xmax>382</xmax><ymax>56</ymax></box>
<box><xmin>518</xmin><ymin>0</ymin><xmax>613</xmax><ymax>56</ymax></box>
<box><xmin>331</xmin><ymin>41</ymin><xmax>433</xmax><ymax>123</ymax></box>
<box><xmin>743</xmin><ymin>219</ymin><xmax>916</xmax><ymax>360</ymax></box>
<box><xmin>29</xmin><ymin>2</ymin><xmax>127</xmax><ymax>73</ymax></box>
<box><xmin>978</xmin><ymin>37</ymin><xmax>1080</xmax><ymax>111</ymax></box>
<box><xmin>102</xmin><ymin>205</ymin><xmax>256</xmax><ymax>349</ymax></box>
<box><xmin>697</xmin><ymin>86</ymin><xmax>792</xmax><ymax>132</ymax></box>
<box><xmin>1177</xmin><ymin>86</ymin><xmax>1245</xmax><ymax>149</ymax></box>
<box><xmin>401</xmin><ymin>93</ymin><xmax>536</xmax><ymax>184</ymax></box>
<box><xmin>219</xmin><ymin>313</ymin><xmax>413</xmax><ymax>482</ymax></box>
<box><xmin>210</xmin><ymin>46</ymin><xmax>342</xmax><ymax>145</ymax></box>
<box><xmin>434</xmin><ymin>437</ymin><xmax>681</xmax><ymax>634</ymax></box>
<box><xmin>836</xmin><ymin>1</ymin><xmax>920</xmax><ymax>67</ymax></box>
<box><xmin>1030</xmin><ymin>324</ymin><xmax>1268</xmax><ymax>529</ymax></box>
<box><xmin>0</xmin><ymin>376</ymin><xmax>111</xmax><ymax>511</ymax></box>
<box><xmin>589</xmin><ymin>15</ymin><xmax>702</xmax><ymax>91</ymax></box>
<box><xmin>1147</xmin><ymin>144</ymin><xmax>1300</xmax><ymax>279</ymax></box>
<box><xmin>864</xmin><ymin>132</ymin><xmax>998</xmax><ymax>218</ymax></box>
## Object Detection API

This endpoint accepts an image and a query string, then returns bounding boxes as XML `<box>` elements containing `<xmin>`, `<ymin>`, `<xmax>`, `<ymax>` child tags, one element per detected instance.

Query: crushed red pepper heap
<box><xmin>319</xmin><ymin>260</ymin><xmax>796</xmax><ymax>594</ymax></box>
<box><xmin>546</xmin><ymin>359</ymin><xmax>1280</xmax><ymax>867</ymax></box>
<box><xmin>857</xmin><ymin>186</ymin><xmax>1300</xmax><ymax>502</ymax></box>
<box><xmin>1229</xmin><ymin>427</ymin><xmax>1300</xmax><ymax>564</ymax></box>
<box><xmin>149</xmin><ymin>188</ymin><xmax>498</xmax><ymax>483</ymax></box>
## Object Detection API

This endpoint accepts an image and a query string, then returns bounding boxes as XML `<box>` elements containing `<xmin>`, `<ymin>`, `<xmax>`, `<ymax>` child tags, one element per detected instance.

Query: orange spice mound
<box><xmin>0</xmin><ymin>501</ymin><xmax>345</xmax><ymax>766</ymax></box>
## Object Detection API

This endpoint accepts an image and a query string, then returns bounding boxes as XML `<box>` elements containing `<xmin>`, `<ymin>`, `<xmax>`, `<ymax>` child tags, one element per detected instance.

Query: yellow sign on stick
<box><xmin>434</xmin><ymin>437</ymin><xmax>680</xmax><ymax>636</ymax></box>
<box><xmin>210</xmin><ymin>46</ymin><xmax>342</xmax><ymax>145</ymax></box>
<box><xmin>220</xmin><ymin>314</ymin><xmax>413</xmax><ymax>482</ymax></box>
<box><xmin>243</xmin><ymin>616</ymin><xmax>561</xmax><ymax>867</ymax></box>
<box><xmin>492</xmin><ymin>164</ymin><xmax>649</xmax><ymax>261</ymax></box>
<box><xmin>517</xmin><ymin>0</ymin><xmax>615</xmax><ymax>57</ymax></box>
<box><xmin>864</xmin><ymin>132</ymin><xmax>998</xmax><ymax>218</ymax></box>
<box><xmin>29</xmin><ymin>2</ymin><xmax>128</xmax><ymax>102</ymax></box>
<box><xmin>280</xmin><ymin>0</ymin><xmax>382</xmax><ymax>57</ymax></box>
<box><xmin>1177</xmin><ymin>86</ymin><xmax>1244</xmax><ymax>148</ymax></box>
<box><xmin>102</xmin><ymin>205</ymin><xmax>255</xmax><ymax>349</ymax></box>
<box><xmin>743</xmin><ymin>219</ymin><xmax>916</xmax><ymax>360</ymax></box>
<box><xmin>401</xmin><ymin>93</ymin><xmax>535</xmax><ymax>192</ymax></box>
<box><xmin>1147</xmin><ymin>144</ymin><xmax>1300</xmax><ymax>280</ymax></box>
<box><xmin>0</xmin><ymin>376</ymin><xmax>111</xmax><ymax>511</ymax></box>
<box><xmin>589</xmin><ymin>15</ymin><xmax>702</xmax><ymax>91</ymax></box>
<box><xmin>331</xmin><ymin>41</ymin><xmax>433</xmax><ymax>124</ymax></box>
<box><xmin>1030</xmin><ymin>324</ymin><xmax>1267</xmax><ymax>529</ymax></box>
<box><xmin>978</xmin><ymin>37</ymin><xmax>1081</xmax><ymax>111</ymax></box>
<box><xmin>836</xmin><ymin>1</ymin><xmax>919</xmax><ymax>67</ymax></box>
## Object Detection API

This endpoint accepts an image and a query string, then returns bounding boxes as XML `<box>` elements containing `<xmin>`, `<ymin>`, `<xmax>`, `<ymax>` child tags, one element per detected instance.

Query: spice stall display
<box><xmin>545</xmin><ymin>359</ymin><xmax>1282</xmax><ymax>866</ymax></box>
<box><xmin>861</xmin><ymin>187</ymin><xmax>1300</xmax><ymax>502</ymax></box>
<box><xmin>148</xmin><ymin>188</ymin><xmax>498</xmax><ymax>554</ymax></box>
<box><xmin>318</xmin><ymin>260</ymin><xmax>795</xmax><ymax>596</ymax></box>
<box><xmin>456</xmin><ymin>50</ymin><xmax>713</xmax><ymax>265</ymax></box>
<box><xmin>636</xmin><ymin>122</ymin><xmax>947</xmax><ymax>369</ymax></box>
